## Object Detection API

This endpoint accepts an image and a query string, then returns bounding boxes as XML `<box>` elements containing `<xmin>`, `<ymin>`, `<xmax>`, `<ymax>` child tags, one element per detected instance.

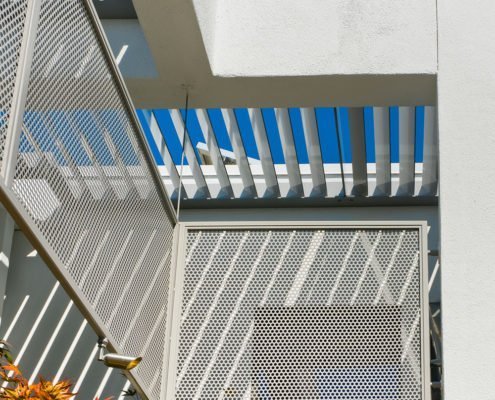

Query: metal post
<box><xmin>1</xmin><ymin>0</ymin><xmax>42</xmax><ymax>185</ymax></box>
<box><xmin>0</xmin><ymin>0</ymin><xmax>42</xmax><ymax>324</ymax></box>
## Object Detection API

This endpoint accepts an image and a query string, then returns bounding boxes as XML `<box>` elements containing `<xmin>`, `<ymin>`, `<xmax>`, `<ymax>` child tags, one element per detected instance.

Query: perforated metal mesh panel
<box><xmin>0</xmin><ymin>0</ymin><xmax>28</xmax><ymax>168</ymax></box>
<box><xmin>177</xmin><ymin>228</ymin><xmax>424</xmax><ymax>400</ymax></box>
<box><xmin>4</xmin><ymin>1</ymin><xmax>175</xmax><ymax>398</ymax></box>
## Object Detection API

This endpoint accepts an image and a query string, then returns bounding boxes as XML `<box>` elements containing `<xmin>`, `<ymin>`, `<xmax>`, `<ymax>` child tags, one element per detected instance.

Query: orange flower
<box><xmin>0</xmin><ymin>341</ymin><xmax>116</xmax><ymax>399</ymax></box>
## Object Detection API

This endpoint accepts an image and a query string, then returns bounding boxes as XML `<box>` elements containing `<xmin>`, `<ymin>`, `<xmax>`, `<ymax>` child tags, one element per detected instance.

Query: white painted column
<box><xmin>0</xmin><ymin>207</ymin><xmax>15</xmax><ymax>322</ymax></box>
<box><xmin>438</xmin><ymin>1</ymin><xmax>495</xmax><ymax>399</ymax></box>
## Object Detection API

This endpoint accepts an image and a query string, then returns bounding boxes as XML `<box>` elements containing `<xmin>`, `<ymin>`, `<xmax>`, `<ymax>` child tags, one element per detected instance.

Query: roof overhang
<box><xmin>96</xmin><ymin>0</ymin><xmax>438</xmax><ymax>108</ymax></box>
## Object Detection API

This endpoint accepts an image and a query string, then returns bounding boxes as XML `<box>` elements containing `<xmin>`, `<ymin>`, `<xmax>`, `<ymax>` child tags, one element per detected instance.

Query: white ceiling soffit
<box><xmin>140</xmin><ymin>106</ymin><xmax>438</xmax><ymax>205</ymax></box>
<box><xmin>103</xmin><ymin>0</ymin><xmax>437</xmax><ymax>108</ymax></box>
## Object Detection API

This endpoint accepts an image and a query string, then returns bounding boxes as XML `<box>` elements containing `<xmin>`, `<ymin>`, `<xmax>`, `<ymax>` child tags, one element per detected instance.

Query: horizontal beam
<box><xmin>125</xmin><ymin>75</ymin><xmax>437</xmax><ymax>110</ymax></box>
<box><xmin>173</xmin><ymin>195</ymin><xmax>438</xmax><ymax>209</ymax></box>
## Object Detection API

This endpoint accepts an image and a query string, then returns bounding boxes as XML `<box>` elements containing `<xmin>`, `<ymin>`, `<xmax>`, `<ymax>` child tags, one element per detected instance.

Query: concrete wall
<box><xmin>193</xmin><ymin>0</ymin><xmax>437</xmax><ymax>77</ymax></box>
<box><xmin>0</xmin><ymin>232</ymin><xmax>133</xmax><ymax>400</ymax></box>
<box><xmin>437</xmin><ymin>1</ymin><xmax>495</xmax><ymax>398</ymax></box>
<box><xmin>107</xmin><ymin>1</ymin><xmax>436</xmax><ymax>107</ymax></box>
<box><xmin>191</xmin><ymin>0</ymin><xmax>220</xmax><ymax>71</ymax></box>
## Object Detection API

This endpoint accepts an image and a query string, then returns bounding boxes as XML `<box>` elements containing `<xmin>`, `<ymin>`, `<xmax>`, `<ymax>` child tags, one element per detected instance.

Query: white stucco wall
<box><xmin>438</xmin><ymin>1</ymin><xmax>495</xmax><ymax>399</ymax></box>
<box><xmin>106</xmin><ymin>0</ymin><xmax>436</xmax><ymax>107</ymax></box>
<box><xmin>191</xmin><ymin>0</ymin><xmax>220</xmax><ymax>72</ymax></box>
<box><xmin>194</xmin><ymin>0</ymin><xmax>437</xmax><ymax>77</ymax></box>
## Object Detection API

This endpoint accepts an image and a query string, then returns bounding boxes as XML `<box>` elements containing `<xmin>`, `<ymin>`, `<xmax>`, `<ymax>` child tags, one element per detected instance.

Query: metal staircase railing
<box><xmin>0</xmin><ymin>1</ymin><xmax>177</xmax><ymax>398</ymax></box>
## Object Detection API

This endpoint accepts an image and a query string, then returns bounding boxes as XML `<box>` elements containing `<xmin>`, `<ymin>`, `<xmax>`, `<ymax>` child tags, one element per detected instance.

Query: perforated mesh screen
<box><xmin>5</xmin><ymin>1</ymin><xmax>175</xmax><ymax>398</ymax></box>
<box><xmin>0</xmin><ymin>0</ymin><xmax>28</xmax><ymax>169</ymax></box>
<box><xmin>177</xmin><ymin>228</ymin><xmax>424</xmax><ymax>400</ymax></box>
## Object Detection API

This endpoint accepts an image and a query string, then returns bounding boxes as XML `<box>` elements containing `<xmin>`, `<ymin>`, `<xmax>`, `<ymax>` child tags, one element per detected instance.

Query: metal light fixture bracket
<box><xmin>97</xmin><ymin>338</ymin><xmax>142</xmax><ymax>371</ymax></box>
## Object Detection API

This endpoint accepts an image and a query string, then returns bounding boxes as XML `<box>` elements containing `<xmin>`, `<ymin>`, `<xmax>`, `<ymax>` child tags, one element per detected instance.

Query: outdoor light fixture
<box><xmin>0</xmin><ymin>341</ymin><xmax>9</xmax><ymax>352</ymax></box>
<box><xmin>97</xmin><ymin>338</ymin><xmax>142</xmax><ymax>370</ymax></box>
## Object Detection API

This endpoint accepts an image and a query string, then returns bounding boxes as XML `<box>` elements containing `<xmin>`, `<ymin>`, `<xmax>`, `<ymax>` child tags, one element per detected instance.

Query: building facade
<box><xmin>0</xmin><ymin>0</ymin><xmax>489</xmax><ymax>399</ymax></box>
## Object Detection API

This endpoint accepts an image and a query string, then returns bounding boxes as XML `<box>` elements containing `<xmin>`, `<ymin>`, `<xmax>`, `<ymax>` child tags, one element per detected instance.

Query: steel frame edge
<box><xmin>82</xmin><ymin>0</ymin><xmax>177</xmax><ymax>224</ymax></box>
<box><xmin>420</xmin><ymin>222</ymin><xmax>432</xmax><ymax>400</ymax></box>
<box><xmin>160</xmin><ymin>224</ymin><xmax>181</xmax><ymax>400</ymax></box>
<box><xmin>1</xmin><ymin>0</ymin><xmax>41</xmax><ymax>184</ymax></box>
<box><xmin>164</xmin><ymin>223</ymin><xmax>188</xmax><ymax>400</ymax></box>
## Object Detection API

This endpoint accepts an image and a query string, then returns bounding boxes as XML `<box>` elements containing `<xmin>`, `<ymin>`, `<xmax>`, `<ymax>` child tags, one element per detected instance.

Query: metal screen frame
<box><xmin>81</xmin><ymin>0</ymin><xmax>176</xmax><ymax>221</ymax></box>
<box><xmin>165</xmin><ymin>221</ymin><xmax>430</xmax><ymax>400</ymax></box>
<box><xmin>0</xmin><ymin>0</ymin><xmax>177</xmax><ymax>397</ymax></box>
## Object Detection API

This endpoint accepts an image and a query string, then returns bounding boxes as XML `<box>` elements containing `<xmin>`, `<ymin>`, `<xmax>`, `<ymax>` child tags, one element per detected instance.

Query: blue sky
<box><xmin>139</xmin><ymin>106</ymin><xmax>426</xmax><ymax>167</ymax></box>
<box><xmin>16</xmin><ymin>106</ymin><xmax>425</xmax><ymax>168</ymax></box>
